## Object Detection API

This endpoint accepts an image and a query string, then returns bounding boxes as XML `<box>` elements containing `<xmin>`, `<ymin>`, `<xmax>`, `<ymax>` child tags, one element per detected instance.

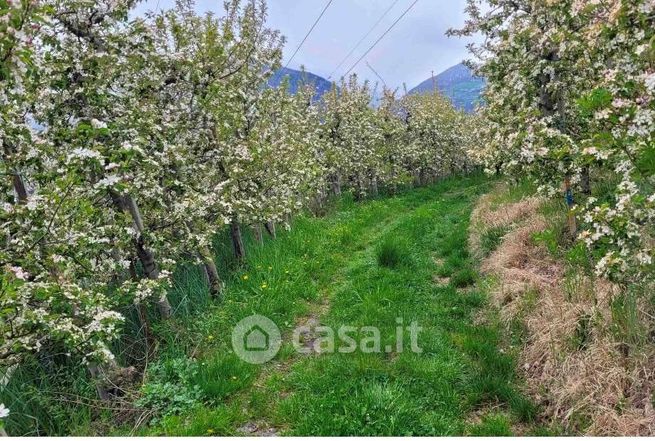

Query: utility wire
<box><xmin>343</xmin><ymin>0</ymin><xmax>420</xmax><ymax>78</ymax></box>
<box><xmin>284</xmin><ymin>0</ymin><xmax>334</xmax><ymax>70</ymax></box>
<box><xmin>327</xmin><ymin>0</ymin><xmax>402</xmax><ymax>79</ymax></box>
<box><xmin>366</xmin><ymin>61</ymin><xmax>386</xmax><ymax>87</ymax></box>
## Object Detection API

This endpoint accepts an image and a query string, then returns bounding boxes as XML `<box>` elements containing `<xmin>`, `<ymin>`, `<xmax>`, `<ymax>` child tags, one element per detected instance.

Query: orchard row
<box><xmin>454</xmin><ymin>0</ymin><xmax>655</xmax><ymax>284</ymax></box>
<box><xmin>0</xmin><ymin>0</ymin><xmax>476</xmax><ymax>373</ymax></box>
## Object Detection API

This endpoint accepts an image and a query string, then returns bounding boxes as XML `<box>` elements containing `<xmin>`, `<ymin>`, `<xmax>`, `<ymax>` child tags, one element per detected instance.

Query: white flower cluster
<box><xmin>0</xmin><ymin>403</ymin><xmax>9</xmax><ymax>419</ymax></box>
<box><xmin>453</xmin><ymin>0</ymin><xmax>654</xmax><ymax>284</ymax></box>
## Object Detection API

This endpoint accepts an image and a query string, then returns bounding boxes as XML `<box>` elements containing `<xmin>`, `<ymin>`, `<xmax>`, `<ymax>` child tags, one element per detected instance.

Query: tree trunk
<box><xmin>0</xmin><ymin>366</ymin><xmax>15</xmax><ymax>389</ymax></box>
<box><xmin>110</xmin><ymin>246</ymin><xmax>127</xmax><ymax>285</ymax></box>
<box><xmin>129</xmin><ymin>260</ymin><xmax>155</xmax><ymax>349</ymax></box>
<box><xmin>450</xmin><ymin>158</ymin><xmax>457</xmax><ymax>176</ymax></box>
<box><xmin>251</xmin><ymin>224</ymin><xmax>263</xmax><ymax>245</ymax></box>
<box><xmin>581</xmin><ymin>166</ymin><xmax>591</xmax><ymax>196</ymax></box>
<box><xmin>330</xmin><ymin>174</ymin><xmax>341</xmax><ymax>196</ymax></box>
<box><xmin>5</xmin><ymin>140</ymin><xmax>29</xmax><ymax>204</ymax></box>
<box><xmin>88</xmin><ymin>361</ymin><xmax>117</xmax><ymax>401</ymax></box>
<box><xmin>230</xmin><ymin>220</ymin><xmax>245</xmax><ymax>262</ymax></box>
<box><xmin>264</xmin><ymin>221</ymin><xmax>276</xmax><ymax>239</ymax></box>
<box><xmin>199</xmin><ymin>246</ymin><xmax>223</xmax><ymax>297</ymax></box>
<box><xmin>564</xmin><ymin>176</ymin><xmax>577</xmax><ymax>238</ymax></box>
<box><xmin>0</xmin><ymin>427</ymin><xmax>7</xmax><ymax>437</ymax></box>
<box><xmin>12</xmin><ymin>173</ymin><xmax>28</xmax><ymax>204</ymax></box>
<box><xmin>413</xmin><ymin>170</ymin><xmax>421</xmax><ymax>187</ymax></box>
<box><xmin>156</xmin><ymin>295</ymin><xmax>172</xmax><ymax>319</ymax></box>
<box><xmin>134</xmin><ymin>235</ymin><xmax>157</xmax><ymax>279</ymax></box>
<box><xmin>355</xmin><ymin>174</ymin><xmax>365</xmax><ymax>201</ymax></box>
<box><xmin>535</xmin><ymin>46</ymin><xmax>577</xmax><ymax>240</ymax></box>
<box><xmin>370</xmin><ymin>175</ymin><xmax>379</xmax><ymax>196</ymax></box>
<box><xmin>113</xmin><ymin>192</ymin><xmax>172</xmax><ymax>319</ymax></box>
<box><xmin>133</xmin><ymin>236</ymin><xmax>172</xmax><ymax>318</ymax></box>
<box><xmin>312</xmin><ymin>193</ymin><xmax>326</xmax><ymax>216</ymax></box>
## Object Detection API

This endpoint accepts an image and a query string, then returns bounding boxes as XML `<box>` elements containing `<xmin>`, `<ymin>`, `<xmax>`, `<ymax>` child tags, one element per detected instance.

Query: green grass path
<box><xmin>134</xmin><ymin>175</ymin><xmax>537</xmax><ymax>436</ymax></box>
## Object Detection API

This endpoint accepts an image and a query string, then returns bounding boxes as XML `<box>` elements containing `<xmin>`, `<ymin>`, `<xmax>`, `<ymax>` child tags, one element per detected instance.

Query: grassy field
<box><xmin>3</xmin><ymin>175</ymin><xmax>542</xmax><ymax>436</ymax></box>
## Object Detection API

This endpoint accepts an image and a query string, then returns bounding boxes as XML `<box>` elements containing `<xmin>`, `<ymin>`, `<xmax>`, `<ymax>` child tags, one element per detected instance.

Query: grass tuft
<box><xmin>376</xmin><ymin>237</ymin><xmax>410</xmax><ymax>269</ymax></box>
<box><xmin>451</xmin><ymin>268</ymin><xmax>477</xmax><ymax>288</ymax></box>
<box><xmin>467</xmin><ymin>414</ymin><xmax>513</xmax><ymax>436</ymax></box>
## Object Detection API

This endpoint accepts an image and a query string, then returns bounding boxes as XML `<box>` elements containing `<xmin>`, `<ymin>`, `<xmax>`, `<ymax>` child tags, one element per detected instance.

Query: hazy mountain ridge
<box><xmin>408</xmin><ymin>63</ymin><xmax>485</xmax><ymax>112</ymax></box>
<box><xmin>268</xmin><ymin>67</ymin><xmax>334</xmax><ymax>101</ymax></box>
<box><xmin>269</xmin><ymin>63</ymin><xmax>484</xmax><ymax>112</ymax></box>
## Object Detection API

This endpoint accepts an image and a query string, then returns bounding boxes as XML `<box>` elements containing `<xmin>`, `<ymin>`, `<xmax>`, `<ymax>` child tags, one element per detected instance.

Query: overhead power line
<box><xmin>284</xmin><ymin>0</ymin><xmax>334</xmax><ymax>70</ymax></box>
<box><xmin>327</xmin><ymin>0</ymin><xmax>402</xmax><ymax>79</ymax></box>
<box><xmin>366</xmin><ymin>61</ymin><xmax>386</xmax><ymax>87</ymax></box>
<box><xmin>343</xmin><ymin>0</ymin><xmax>420</xmax><ymax>78</ymax></box>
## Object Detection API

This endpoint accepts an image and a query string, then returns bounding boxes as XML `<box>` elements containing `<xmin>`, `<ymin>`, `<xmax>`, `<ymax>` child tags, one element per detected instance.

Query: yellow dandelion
<box><xmin>242</xmin><ymin>274</ymin><xmax>249</xmax><ymax>280</ymax></box>
<box><xmin>261</xmin><ymin>283</ymin><xmax>268</xmax><ymax>289</ymax></box>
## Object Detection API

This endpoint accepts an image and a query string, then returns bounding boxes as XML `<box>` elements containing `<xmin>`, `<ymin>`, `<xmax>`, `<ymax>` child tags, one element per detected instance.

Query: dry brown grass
<box><xmin>471</xmin><ymin>184</ymin><xmax>655</xmax><ymax>435</ymax></box>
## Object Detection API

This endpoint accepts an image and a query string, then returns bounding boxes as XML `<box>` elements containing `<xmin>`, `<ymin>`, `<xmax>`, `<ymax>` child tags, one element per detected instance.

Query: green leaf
<box><xmin>647</xmin><ymin>34</ymin><xmax>655</xmax><ymax>63</ymax></box>
<box><xmin>578</xmin><ymin>88</ymin><xmax>613</xmax><ymax>115</ymax></box>
<box><xmin>636</xmin><ymin>145</ymin><xmax>655</xmax><ymax>175</ymax></box>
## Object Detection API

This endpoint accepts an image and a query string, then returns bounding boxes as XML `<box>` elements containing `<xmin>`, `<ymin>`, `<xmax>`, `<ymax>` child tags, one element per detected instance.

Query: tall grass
<box><xmin>376</xmin><ymin>237</ymin><xmax>411</xmax><ymax>269</ymax></box>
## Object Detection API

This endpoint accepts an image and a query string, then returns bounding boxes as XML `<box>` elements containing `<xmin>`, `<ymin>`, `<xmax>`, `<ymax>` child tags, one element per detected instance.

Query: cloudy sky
<box><xmin>134</xmin><ymin>0</ymin><xmax>477</xmax><ymax>90</ymax></box>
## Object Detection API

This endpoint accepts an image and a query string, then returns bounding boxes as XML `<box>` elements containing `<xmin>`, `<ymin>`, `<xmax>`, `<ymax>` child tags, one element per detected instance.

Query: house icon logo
<box><xmin>232</xmin><ymin>315</ymin><xmax>281</xmax><ymax>364</ymax></box>
<box><xmin>244</xmin><ymin>325</ymin><xmax>269</xmax><ymax>351</ymax></box>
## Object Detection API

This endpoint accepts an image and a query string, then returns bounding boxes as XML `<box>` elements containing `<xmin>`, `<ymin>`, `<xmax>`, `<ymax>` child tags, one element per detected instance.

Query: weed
<box><xmin>610</xmin><ymin>290</ymin><xmax>647</xmax><ymax>350</ymax></box>
<box><xmin>572</xmin><ymin>313</ymin><xmax>593</xmax><ymax>351</ymax></box>
<box><xmin>136</xmin><ymin>358</ymin><xmax>203</xmax><ymax>423</ymax></box>
<box><xmin>480</xmin><ymin>226</ymin><xmax>509</xmax><ymax>257</ymax></box>
<box><xmin>532</xmin><ymin>228</ymin><xmax>561</xmax><ymax>256</ymax></box>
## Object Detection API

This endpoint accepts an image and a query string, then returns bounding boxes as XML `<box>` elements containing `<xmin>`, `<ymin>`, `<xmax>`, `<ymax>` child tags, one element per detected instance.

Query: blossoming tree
<box><xmin>453</xmin><ymin>0</ymin><xmax>654</xmax><ymax>282</ymax></box>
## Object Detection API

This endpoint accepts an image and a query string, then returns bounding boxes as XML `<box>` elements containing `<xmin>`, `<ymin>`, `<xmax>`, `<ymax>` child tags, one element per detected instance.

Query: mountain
<box><xmin>408</xmin><ymin>63</ymin><xmax>485</xmax><ymax>112</ymax></box>
<box><xmin>268</xmin><ymin>67</ymin><xmax>333</xmax><ymax>101</ymax></box>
